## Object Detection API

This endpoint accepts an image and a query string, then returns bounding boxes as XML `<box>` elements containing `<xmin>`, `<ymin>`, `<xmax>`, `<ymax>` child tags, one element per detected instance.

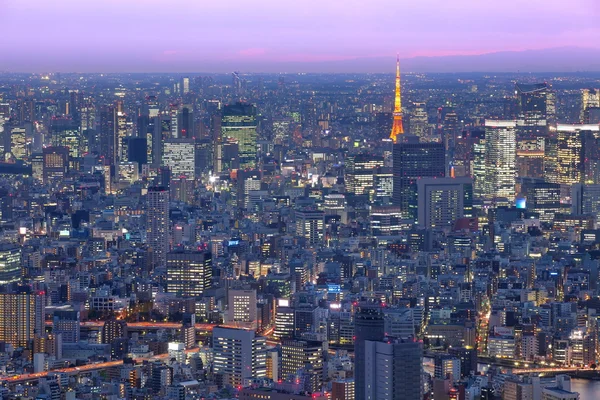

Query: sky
<box><xmin>1</xmin><ymin>0</ymin><xmax>599</xmax><ymax>72</ymax></box>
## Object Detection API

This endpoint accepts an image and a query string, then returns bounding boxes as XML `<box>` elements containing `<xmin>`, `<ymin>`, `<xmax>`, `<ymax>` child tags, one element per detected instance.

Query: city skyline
<box><xmin>1</xmin><ymin>0</ymin><xmax>600</xmax><ymax>72</ymax></box>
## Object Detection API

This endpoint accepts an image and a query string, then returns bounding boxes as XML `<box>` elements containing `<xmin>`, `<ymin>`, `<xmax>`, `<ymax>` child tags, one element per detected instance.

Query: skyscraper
<box><xmin>166</xmin><ymin>250</ymin><xmax>212</xmax><ymax>297</ymax></box>
<box><xmin>221</xmin><ymin>103</ymin><xmax>258</xmax><ymax>169</ymax></box>
<box><xmin>344</xmin><ymin>154</ymin><xmax>385</xmax><ymax>196</ymax></box>
<box><xmin>392</xmin><ymin>138</ymin><xmax>445</xmax><ymax>220</ymax></box>
<box><xmin>147</xmin><ymin>186</ymin><xmax>169</xmax><ymax>268</ymax></box>
<box><xmin>281</xmin><ymin>339</ymin><xmax>324</xmax><ymax>393</ymax></box>
<box><xmin>482</xmin><ymin>120</ymin><xmax>516</xmax><ymax>203</ymax></box>
<box><xmin>417</xmin><ymin>177</ymin><xmax>473</xmax><ymax>229</ymax></box>
<box><xmin>0</xmin><ymin>243</ymin><xmax>22</xmax><ymax>285</ymax></box>
<box><xmin>515</xmin><ymin>82</ymin><xmax>553</xmax><ymax>138</ymax></box>
<box><xmin>354</xmin><ymin>301</ymin><xmax>385</xmax><ymax>400</ymax></box>
<box><xmin>0</xmin><ymin>287</ymin><xmax>44</xmax><ymax>348</ymax></box>
<box><xmin>581</xmin><ymin>89</ymin><xmax>600</xmax><ymax>123</ymax></box>
<box><xmin>295</xmin><ymin>208</ymin><xmax>325</xmax><ymax>245</ymax></box>
<box><xmin>363</xmin><ymin>338</ymin><xmax>423</xmax><ymax>400</ymax></box>
<box><xmin>52</xmin><ymin>310</ymin><xmax>80</xmax><ymax>343</ymax></box>
<box><xmin>548</xmin><ymin>124</ymin><xmax>600</xmax><ymax>186</ymax></box>
<box><xmin>162</xmin><ymin>138</ymin><xmax>196</xmax><ymax>180</ymax></box>
<box><xmin>212</xmin><ymin>327</ymin><xmax>266</xmax><ymax>387</ymax></box>
<box><xmin>389</xmin><ymin>56</ymin><xmax>404</xmax><ymax>142</ymax></box>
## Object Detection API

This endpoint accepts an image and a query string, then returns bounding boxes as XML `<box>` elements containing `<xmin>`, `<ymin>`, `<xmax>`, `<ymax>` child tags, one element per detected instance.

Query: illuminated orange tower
<box><xmin>389</xmin><ymin>55</ymin><xmax>404</xmax><ymax>142</ymax></box>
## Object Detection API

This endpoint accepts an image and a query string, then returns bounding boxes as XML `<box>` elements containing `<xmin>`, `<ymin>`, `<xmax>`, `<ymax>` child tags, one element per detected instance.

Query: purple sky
<box><xmin>1</xmin><ymin>0</ymin><xmax>599</xmax><ymax>72</ymax></box>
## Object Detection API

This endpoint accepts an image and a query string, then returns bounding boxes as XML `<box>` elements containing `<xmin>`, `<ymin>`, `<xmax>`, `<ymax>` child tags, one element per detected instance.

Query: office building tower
<box><xmin>166</xmin><ymin>250</ymin><xmax>212</xmax><ymax>297</ymax></box>
<box><xmin>483</xmin><ymin>120</ymin><xmax>516</xmax><ymax>203</ymax></box>
<box><xmin>0</xmin><ymin>288</ymin><xmax>44</xmax><ymax>348</ymax></box>
<box><xmin>50</xmin><ymin>118</ymin><xmax>83</xmax><ymax>159</ymax></box>
<box><xmin>42</xmin><ymin>146</ymin><xmax>69</xmax><ymax>183</ymax></box>
<box><xmin>162</xmin><ymin>138</ymin><xmax>196</xmax><ymax>179</ymax></box>
<box><xmin>332</xmin><ymin>379</ymin><xmax>355</xmax><ymax>400</ymax></box>
<box><xmin>363</xmin><ymin>338</ymin><xmax>423</xmax><ymax>400</ymax></box>
<box><xmin>0</xmin><ymin>243</ymin><xmax>22</xmax><ymax>284</ymax></box>
<box><xmin>266</xmin><ymin>348</ymin><xmax>279</xmax><ymax>381</ymax></box>
<box><xmin>581</xmin><ymin>89</ymin><xmax>600</xmax><ymax>123</ymax></box>
<box><xmin>344</xmin><ymin>154</ymin><xmax>385</xmax><ymax>196</ymax></box>
<box><xmin>274</xmin><ymin>304</ymin><xmax>295</xmax><ymax>340</ymax></box>
<box><xmin>295</xmin><ymin>208</ymin><xmax>325</xmax><ymax>245</ymax></box>
<box><xmin>443</xmin><ymin>111</ymin><xmax>460</xmax><ymax>152</ymax></box>
<box><xmin>545</xmin><ymin>124</ymin><xmax>600</xmax><ymax>186</ymax></box>
<box><xmin>127</xmin><ymin>137</ymin><xmax>148</xmax><ymax>173</ymax></box>
<box><xmin>98</xmin><ymin>105</ymin><xmax>116</xmax><ymax>165</ymax></box>
<box><xmin>434</xmin><ymin>354</ymin><xmax>461</xmax><ymax>382</ymax></box>
<box><xmin>409</xmin><ymin>102</ymin><xmax>428</xmax><ymax>137</ymax></box>
<box><xmin>227</xmin><ymin>289</ymin><xmax>257</xmax><ymax>328</ymax></box>
<box><xmin>181</xmin><ymin>77</ymin><xmax>190</xmax><ymax>94</ymax></box>
<box><xmin>100</xmin><ymin>319</ymin><xmax>127</xmax><ymax>345</ymax></box>
<box><xmin>572</xmin><ymin>184</ymin><xmax>600</xmax><ymax>219</ymax></box>
<box><xmin>8</xmin><ymin>127</ymin><xmax>28</xmax><ymax>160</ymax></box>
<box><xmin>149</xmin><ymin>361</ymin><xmax>173</xmax><ymax>393</ymax></box>
<box><xmin>178</xmin><ymin>105</ymin><xmax>194</xmax><ymax>138</ymax></box>
<box><xmin>448</xmin><ymin>347</ymin><xmax>477</xmax><ymax>378</ymax></box>
<box><xmin>522</xmin><ymin>181</ymin><xmax>562</xmax><ymax>222</ymax></box>
<box><xmin>369</xmin><ymin>206</ymin><xmax>404</xmax><ymax>236</ymax></box>
<box><xmin>52</xmin><ymin>310</ymin><xmax>80</xmax><ymax>343</ymax></box>
<box><xmin>389</xmin><ymin>56</ymin><xmax>404</xmax><ymax>142</ymax></box>
<box><xmin>354</xmin><ymin>301</ymin><xmax>385</xmax><ymax>400</ymax></box>
<box><xmin>237</xmin><ymin>169</ymin><xmax>262</xmax><ymax>209</ymax></box>
<box><xmin>212</xmin><ymin>327</ymin><xmax>266</xmax><ymax>386</ymax></box>
<box><xmin>516</xmin><ymin>138</ymin><xmax>545</xmax><ymax>179</ymax></box>
<box><xmin>281</xmin><ymin>339</ymin><xmax>324</xmax><ymax>393</ymax></box>
<box><xmin>393</xmin><ymin>138</ymin><xmax>445</xmax><ymax>220</ymax></box>
<box><xmin>417</xmin><ymin>177</ymin><xmax>473</xmax><ymax>229</ymax></box>
<box><xmin>374</xmin><ymin>167</ymin><xmax>394</xmax><ymax>200</ymax></box>
<box><xmin>147</xmin><ymin>186</ymin><xmax>169</xmax><ymax>268</ymax></box>
<box><xmin>221</xmin><ymin>103</ymin><xmax>258</xmax><ymax>169</ymax></box>
<box><xmin>515</xmin><ymin>82</ymin><xmax>553</xmax><ymax>138</ymax></box>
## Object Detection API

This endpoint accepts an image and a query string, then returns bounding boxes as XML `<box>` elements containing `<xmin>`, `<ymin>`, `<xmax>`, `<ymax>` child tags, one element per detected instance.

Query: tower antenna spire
<box><xmin>389</xmin><ymin>54</ymin><xmax>404</xmax><ymax>142</ymax></box>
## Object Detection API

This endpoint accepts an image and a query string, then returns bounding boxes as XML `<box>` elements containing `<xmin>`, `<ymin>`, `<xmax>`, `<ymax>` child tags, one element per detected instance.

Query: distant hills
<box><xmin>277</xmin><ymin>47</ymin><xmax>600</xmax><ymax>73</ymax></box>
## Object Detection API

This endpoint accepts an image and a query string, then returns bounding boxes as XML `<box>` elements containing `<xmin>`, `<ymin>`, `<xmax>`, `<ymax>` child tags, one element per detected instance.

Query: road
<box><xmin>1</xmin><ymin>349</ymin><xmax>199</xmax><ymax>384</ymax></box>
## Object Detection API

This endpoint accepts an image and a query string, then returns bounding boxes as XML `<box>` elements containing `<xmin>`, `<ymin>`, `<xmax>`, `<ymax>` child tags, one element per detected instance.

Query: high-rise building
<box><xmin>147</xmin><ymin>186</ymin><xmax>169</xmax><ymax>268</ymax></box>
<box><xmin>434</xmin><ymin>354</ymin><xmax>461</xmax><ymax>382</ymax></box>
<box><xmin>547</xmin><ymin>124</ymin><xmax>600</xmax><ymax>186</ymax></box>
<box><xmin>0</xmin><ymin>243</ymin><xmax>22</xmax><ymax>284</ymax></box>
<box><xmin>482</xmin><ymin>120</ymin><xmax>516</xmax><ymax>203</ymax></box>
<box><xmin>522</xmin><ymin>181</ymin><xmax>562</xmax><ymax>223</ymax></box>
<box><xmin>166</xmin><ymin>250</ymin><xmax>212</xmax><ymax>298</ymax></box>
<box><xmin>363</xmin><ymin>338</ymin><xmax>423</xmax><ymax>400</ymax></box>
<box><xmin>581</xmin><ymin>89</ymin><xmax>600</xmax><ymax>123</ymax></box>
<box><xmin>212</xmin><ymin>327</ymin><xmax>266</xmax><ymax>386</ymax></box>
<box><xmin>42</xmin><ymin>146</ymin><xmax>69</xmax><ymax>183</ymax></box>
<box><xmin>227</xmin><ymin>289</ymin><xmax>257</xmax><ymax>328</ymax></box>
<box><xmin>354</xmin><ymin>301</ymin><xmax>385</xmax><ymax>400</ymax></box>
<box><xmin>0</xmin><ymin>287</ymin><xmax>44</xmax><ymax>348</ymax></box>
<box><xmin>221</xmin><ymin>103</ymin><xmax>258</xmax><ymax>169</ymax></box>
<box><xmin>281</xmin><ymin>339</ymin><xmax>324</xmax><ymax>393</ymax></box>
<box><xmin>100</xmin><ymin>318</ymin><xmax>127</xmax><ymax>345</ymax></box>
<box><xmin>393</xmin><ymin>138</ymin><xmax>445</xmax><ymax>220</ymax></box>
<box><xmin>295</xmin><ymin>208</ymin><xmax>325</xmax><ymax>245</ymax></box>
<box><xmin>572</xmin><ymin>184</ymin><xmax>600</xmax><ymax>219</ymax></box>
<box><xmin>416</xmin><ymin>177</ymin><xmax>473</xmax><ymax>229</ymax></box>
<box><xmin>52</xmin><ymin>310</ymin><xmax>80</xmax><ymax>343</ymax></box>
<box><xmin>162</xmin><ymin>138</ymin><xmax>196</xmax><ymax>179</ymax></box>
<box><xmin>274</xmin><ymin>305</ymin><xmax>295</xmax><ymax>340</ymax></box>
<box><xmin>515</xmin><ymin>82</ymin><xmax>553</xmax><ymax>138</ymax></box>
<box><xmin>127</xmin><ymin>137</ymin><xmax>148</xmax><ymax>173</ymax></box>
<box><xmin>345</xmin><ymin>154</ymin><xmax>385</xmax><ymax>196</ymax></box>
<box><xmin>409</xmin><ymin>102</ymin><xmax>428</xmax><ymax>138</ymax></box>
<box><xmin>516</xmin><ymin>138</ymin><xmax>545</xmax><ymax>179</ymax></box>
<box><xmin>389</xmin><ymin>56</ymin><xmax>404</xmax><ymax>142</ymax></box>
<box><xmin>332</xmin><ymin>379</ymin><xmax>355</xmax><ymax>400</ymax></box>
